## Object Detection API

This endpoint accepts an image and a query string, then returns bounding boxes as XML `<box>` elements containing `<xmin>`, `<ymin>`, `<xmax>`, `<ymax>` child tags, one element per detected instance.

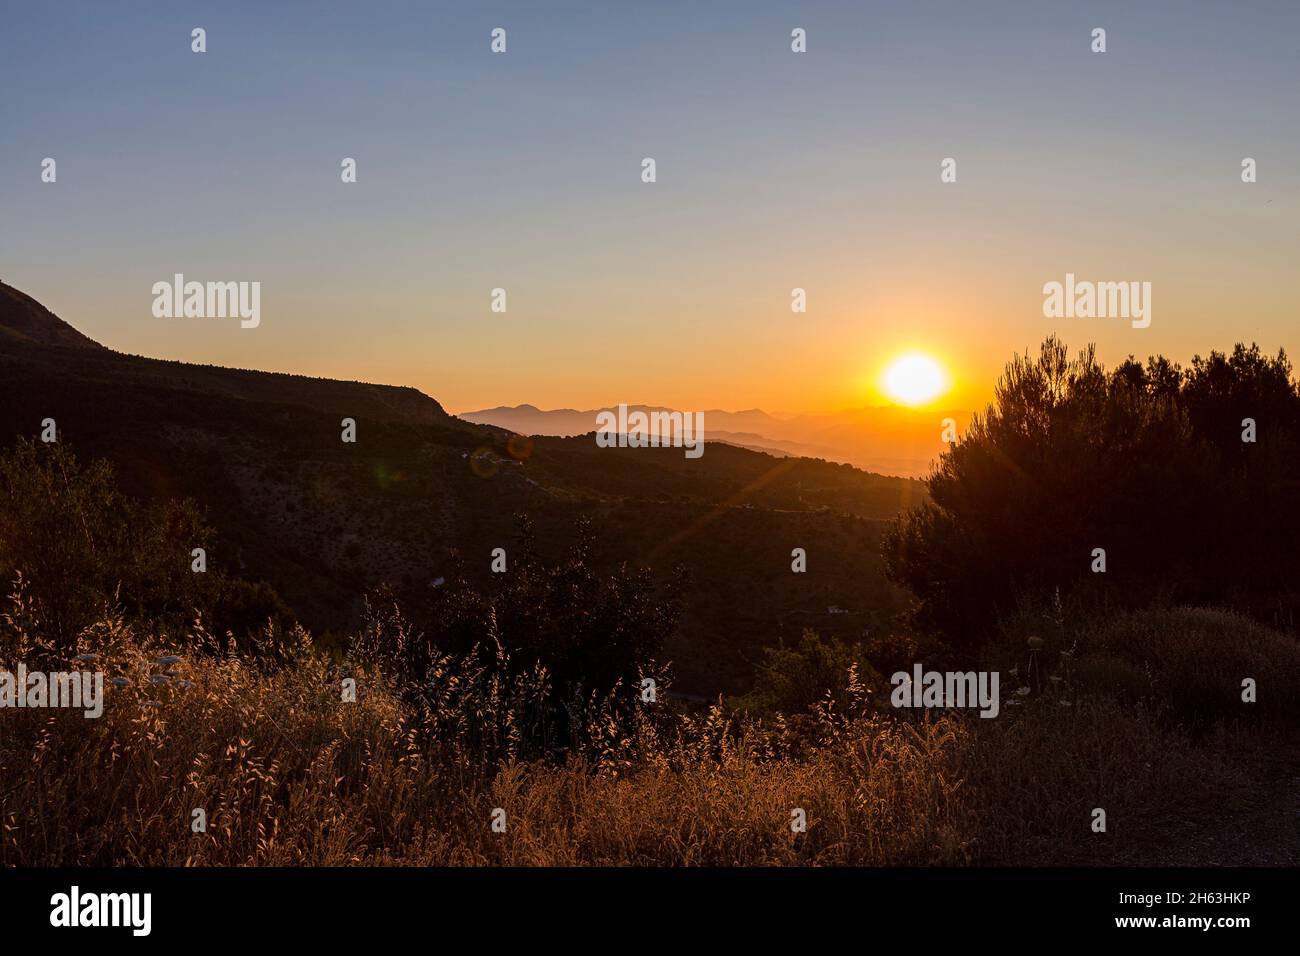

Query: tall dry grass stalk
<box><xmin>0</xmin><ymin>584</ymin><xmax>1252</xmax><ymax>866</ymax></box>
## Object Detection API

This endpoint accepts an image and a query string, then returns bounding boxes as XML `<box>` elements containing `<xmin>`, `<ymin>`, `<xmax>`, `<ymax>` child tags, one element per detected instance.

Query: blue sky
<box><xmin>2</xmin><ymin>1</ymin><xmax>1296</xmax><ymax>412</ymax></box>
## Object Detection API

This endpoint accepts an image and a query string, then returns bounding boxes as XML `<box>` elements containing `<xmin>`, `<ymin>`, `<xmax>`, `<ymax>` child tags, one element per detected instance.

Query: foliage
<box><xmin>885</xmin><ymin>338</ymin><xmax>1300</xmax><ymax>642</ymax></box>
<box><xmin>377</xmin><ymin>515</ymin><xmax>683</xmax><ymax>698</ymax></box>
<box><xmin>741</xmin><ymin>629</ymin><xmax>883</xmax><ymax>715</ymax></box>
<box><xmin>0</xmin><ymin>438</ymin><xmax>287</xmax><ymax>649</ymax></box>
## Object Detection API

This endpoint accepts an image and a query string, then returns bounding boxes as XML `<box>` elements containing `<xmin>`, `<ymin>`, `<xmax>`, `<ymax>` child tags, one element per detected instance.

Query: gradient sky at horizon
<box><xmin>2</xmin><ymin>0</ymin><xmax>1297</xmax><ymax>415</ymax></box>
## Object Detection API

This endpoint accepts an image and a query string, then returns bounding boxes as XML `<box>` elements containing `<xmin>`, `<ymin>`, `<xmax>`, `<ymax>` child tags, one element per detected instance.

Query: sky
<box><xmin>2</xmin><ymin>0</ymin><xmax>1297</xmax><ymax>415</ymax></box>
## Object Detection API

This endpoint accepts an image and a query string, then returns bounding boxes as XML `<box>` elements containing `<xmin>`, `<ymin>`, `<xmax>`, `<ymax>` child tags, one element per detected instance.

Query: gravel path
<box><xmin>1112</xmin><ymin>747</ymin><xmax>1300</xmax><ymax>866</ymax></box>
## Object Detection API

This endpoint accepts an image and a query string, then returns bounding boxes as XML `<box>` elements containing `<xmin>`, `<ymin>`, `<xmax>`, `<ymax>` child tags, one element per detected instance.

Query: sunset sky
<box><xmin>2</xmin><ymin>0</ymin><xmax>1297</xmax><ymax>415</ymax></box>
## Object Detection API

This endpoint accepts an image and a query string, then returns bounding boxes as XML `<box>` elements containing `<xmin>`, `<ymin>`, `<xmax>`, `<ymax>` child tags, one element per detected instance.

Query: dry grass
<box><xmin>0</xmin><ymin>594</ymin><xmax>1278</xmax><ymax>866</ymax></box>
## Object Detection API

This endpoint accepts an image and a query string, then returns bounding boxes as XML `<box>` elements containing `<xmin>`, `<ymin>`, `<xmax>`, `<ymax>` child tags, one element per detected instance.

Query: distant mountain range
<box><xmin>459</xmin><ymin>403</ymin><xmax>971</xmax><ymax>478</ymax></box>
<box><xmin>0</xmin><ymin>280</ymin><xmax>925</xmax><ymax>694</ymax></box>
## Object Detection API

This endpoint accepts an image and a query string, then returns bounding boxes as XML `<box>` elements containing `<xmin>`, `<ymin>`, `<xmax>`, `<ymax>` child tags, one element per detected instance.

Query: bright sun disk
<box><xmin>883</xmin><ymin>354</ymin><xmax>947</xmax><ymax>406</ymax></box>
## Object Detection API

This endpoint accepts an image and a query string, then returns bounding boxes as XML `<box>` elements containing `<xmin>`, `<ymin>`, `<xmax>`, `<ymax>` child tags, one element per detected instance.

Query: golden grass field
<box><xmin>4</xmin><ymin>588</ymin><xmax>1293</xmax><ymax>867</ymax></box>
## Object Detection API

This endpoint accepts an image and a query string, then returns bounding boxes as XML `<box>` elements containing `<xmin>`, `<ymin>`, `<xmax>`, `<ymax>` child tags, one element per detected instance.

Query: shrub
<box><xmin>1082</xmin><ymin>607</ymin><xmax>1300</xmax><ymax>729</ymax></box>
<box><xmin>377</xmin><ymin>515</ymin><xmax>683</xmax><ymax>699</ymax></box>
<box><xmin>885</xmin><ymin>338</ymin><xmax>1300</xmax><ymax>644</ymax></box>
<box><xmin>0</xmin><ymin>438</ymin><xmax>287</xmax><ymax>649</ymax></box>
<box><xmin>740</xmin><ymin>629</ymin><xmax>883</xmax><ymax>716</ymax></box>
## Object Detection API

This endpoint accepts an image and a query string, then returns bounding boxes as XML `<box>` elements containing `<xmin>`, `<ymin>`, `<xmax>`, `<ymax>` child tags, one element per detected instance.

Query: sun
<box><xmin>882</xmin><ymin>353</ymin><xmax>948</xmax><ymax>406</ymax></box>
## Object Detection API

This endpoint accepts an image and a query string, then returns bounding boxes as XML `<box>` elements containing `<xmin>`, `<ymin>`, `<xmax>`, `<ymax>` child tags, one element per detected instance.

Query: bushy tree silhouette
<box><xmin>0</xmin><ymin>439</ymin><xmax>288</xmax><ymax>649</ymax></box>
<box><xmin>885</xmin><ymin>337</ymin><xmax>1300</xmax><ymax>643</ymax></box>
<box><xmin>372</xmin><ymin>514</ymin><xmax>684</xmax><ymax>696</ymax></box>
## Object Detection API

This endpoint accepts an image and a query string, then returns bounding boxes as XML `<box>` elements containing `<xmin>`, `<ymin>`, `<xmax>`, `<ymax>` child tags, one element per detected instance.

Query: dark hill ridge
<box><xmin>0</xmin><ymin>281</ymin><xmax>923</xmax><ymax>694</ymax></box>
<box><xmin>0</xmin><ymin>280</ymin><xmax>454</xmax><ymax>428</ymax></box>
<box><xmin>0</xmin><ymin>281</ymin><xmax>103</xmax><ymax>350</ymax></box>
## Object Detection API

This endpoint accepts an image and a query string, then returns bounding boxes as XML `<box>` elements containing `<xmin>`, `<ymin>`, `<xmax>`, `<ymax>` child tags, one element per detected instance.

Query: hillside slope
<box><xmin>0</xmin><ymin>283</ymin><xmax>924</xmax><ymax>693</ymax></box>
<box><xmin>0</xmin><ymin>281</ymin><xmax>103</xmax><ymax>349</ymax></box>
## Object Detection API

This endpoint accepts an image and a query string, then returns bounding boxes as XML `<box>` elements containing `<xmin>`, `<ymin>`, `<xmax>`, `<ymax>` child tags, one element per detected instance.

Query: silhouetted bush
<box><xmin>0</xmin><ymin>439</ymin><xmax>289</xmax><ymax>648</ymax></box>
<box><xmin>368</xmin><ymin>515</ymin><xmax>684</xmax><ymax>700</ymax></box>
<box><xmin>885</xmin><ymin>338</ymin><xmax>1300</xmax><ymax>643</ymax></box>
<box><xmin>741</xmin><ymin>629</ymin><xmax>882</xmax><ymax>715</ymax></box>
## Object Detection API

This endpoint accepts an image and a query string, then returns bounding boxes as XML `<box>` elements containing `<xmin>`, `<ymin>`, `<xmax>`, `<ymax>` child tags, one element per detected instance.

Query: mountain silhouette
<box><xmin>0</xmin><ymin>281</ymin><xmax>103</xmax><ymax>349</ymax></box>
<box><xmin>460</xmin><ymin>402</ymin><xmax>969</xmax><ymax>478</ymax></box>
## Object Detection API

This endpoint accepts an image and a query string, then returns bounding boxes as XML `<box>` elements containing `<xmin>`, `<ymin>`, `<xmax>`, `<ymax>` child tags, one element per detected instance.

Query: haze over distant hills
<box><xmin>459</xmin><ymin>403</ymin><xmax>972</xmax><ymax>479</ymax></box>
